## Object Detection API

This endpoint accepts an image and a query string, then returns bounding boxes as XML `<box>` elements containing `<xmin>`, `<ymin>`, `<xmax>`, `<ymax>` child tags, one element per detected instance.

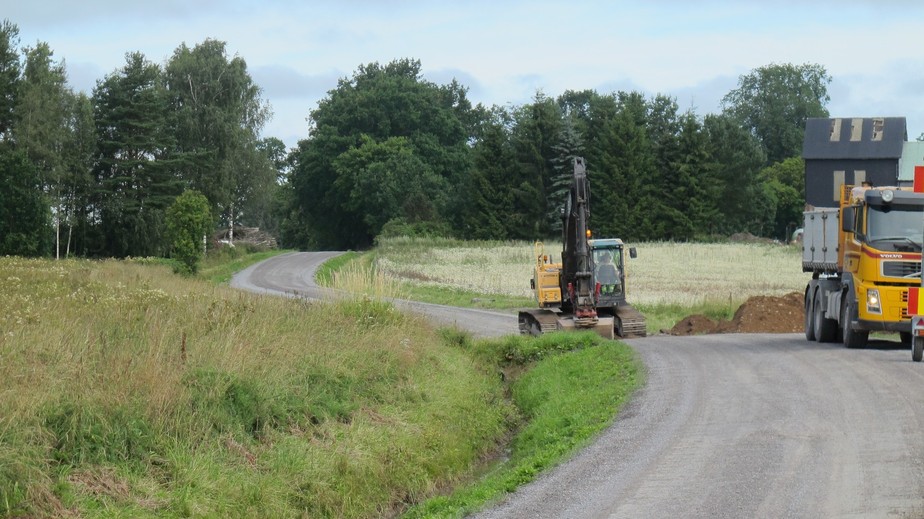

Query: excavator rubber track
<box><xmin>615</xmin><ymin>304</ymin><xmax>647</xmax><ymax>338</ymax></box>
<box><xmin>518</xmin><ymin>309</ymin><xmax>561</xmax><ymax>336</ymax></box>
<box><xmin>519</xmin><ymin>309</ymin><xmax>616</xmax><ymax>340</ymax></box>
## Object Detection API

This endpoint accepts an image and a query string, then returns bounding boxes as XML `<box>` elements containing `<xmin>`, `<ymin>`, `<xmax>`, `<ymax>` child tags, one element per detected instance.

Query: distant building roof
<box><xmin>802</xmin><ymin>117</ymin><xmax>906</xmax><ymax>160</ymax></box>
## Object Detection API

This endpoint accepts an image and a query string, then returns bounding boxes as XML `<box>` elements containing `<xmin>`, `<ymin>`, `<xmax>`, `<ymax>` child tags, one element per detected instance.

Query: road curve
<box><xmin>230</xmin><ymin>251</ymin><xmax>517</xmax><ymax>337</ymax></box>
<box><xmin>233</xmin><ymin>252</ymin><xmax>924</xmax><ymax>518</ymax></box>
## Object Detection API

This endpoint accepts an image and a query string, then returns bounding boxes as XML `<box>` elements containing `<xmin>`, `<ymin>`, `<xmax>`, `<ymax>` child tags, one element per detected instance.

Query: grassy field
<box><xmin>371</xmin><ymin>236</ymin><xmax>811</xmax><ymax>332</ymax></box>
<box><xmin>0</xmin><ymin>257</ymin><xmax>508</xmax><ymax>517</ymax></box>
<box><xmin>0</xmin><ymin>253</ymin><xmax>641</xmax><ymax>518</ymax></box>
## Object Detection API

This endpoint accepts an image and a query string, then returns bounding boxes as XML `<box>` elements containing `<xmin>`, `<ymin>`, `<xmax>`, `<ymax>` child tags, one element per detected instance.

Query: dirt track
<box><xmin>234</xmin><ymin>252</ymin><xmax>924</xmax><ymax>518</ymax></box>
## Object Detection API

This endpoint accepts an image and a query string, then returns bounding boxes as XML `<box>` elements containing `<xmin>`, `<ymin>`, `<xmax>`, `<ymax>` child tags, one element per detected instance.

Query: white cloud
<box><xmin>6</xmin><ymin>0</ymin><xmax>924</xmax><ymax>146</ymax></box>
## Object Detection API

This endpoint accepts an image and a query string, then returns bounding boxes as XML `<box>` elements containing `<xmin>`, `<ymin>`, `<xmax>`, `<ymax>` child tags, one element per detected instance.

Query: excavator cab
<box><xmin>590</xmin><ymin>239</ymin><xmax>636</xmax><ymax>305</ymax></box>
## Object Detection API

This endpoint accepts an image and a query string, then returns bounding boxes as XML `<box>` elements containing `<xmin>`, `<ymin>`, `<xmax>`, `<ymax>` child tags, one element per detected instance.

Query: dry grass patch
<box><xmin>375</xmin><ymin>237</ymin><xmax>809</xmax><ymax>309</ymax></box>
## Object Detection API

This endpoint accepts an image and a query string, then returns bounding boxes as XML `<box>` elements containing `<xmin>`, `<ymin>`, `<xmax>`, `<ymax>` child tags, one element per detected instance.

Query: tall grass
<box><xmin>0</xmin><ymin>257</ymin><xmax>510</xmax><ymax>517</ymax></box>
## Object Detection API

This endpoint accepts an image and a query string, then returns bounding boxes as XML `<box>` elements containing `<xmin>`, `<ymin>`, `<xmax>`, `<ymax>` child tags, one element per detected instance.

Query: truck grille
<box><xmin>883</xmin><ymin>260</ymin><xmax>921</xmax><ymax>278</ymax></box>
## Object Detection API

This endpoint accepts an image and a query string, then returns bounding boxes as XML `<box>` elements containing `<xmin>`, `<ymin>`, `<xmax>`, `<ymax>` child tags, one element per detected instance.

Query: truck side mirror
<box><xmin>841</xmin><ymin>207</ymin><xmax>855</xmax><ymax>233</ymax></box>
<box><xmin>629</xmin><ymin>247</ymin><xmax>637</xmax><ymax>259</ymax></box>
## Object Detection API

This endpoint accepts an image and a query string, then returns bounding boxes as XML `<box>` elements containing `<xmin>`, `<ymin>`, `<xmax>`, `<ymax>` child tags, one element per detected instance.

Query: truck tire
<box><xmin>842</xmin><ymin>297</ymin><xmax>868</xmax><ymax>349</ymax></box>
<box><xmin>914</xmin><ymin>337</ymin><xmax>923</xmax><ymax>362</ymax></box>
<box><xmin>814</xmin><ymin>291</ymin><xmax>837</xmax><ymax>343</ymax></box>
<box><xmin>804</xmin><ymin>291</ymin><xmax>816</xmax><ymax>341</ymax></box>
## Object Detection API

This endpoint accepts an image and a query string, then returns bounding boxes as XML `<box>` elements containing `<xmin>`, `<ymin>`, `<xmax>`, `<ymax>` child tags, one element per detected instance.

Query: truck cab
<box><xmin>805</xmin><ymin>185</ymin><xmax>924</xmax><ymax>347</ymax></box>
<box><xmin>842</xmin><ymin>187</ymin><xmax>924</xmax><ymax>332</ymax></box>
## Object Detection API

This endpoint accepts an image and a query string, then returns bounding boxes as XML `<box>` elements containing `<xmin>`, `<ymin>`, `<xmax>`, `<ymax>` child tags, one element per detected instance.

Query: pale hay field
<box><xmin>375</xmin><ymin>238</ymin><xmax>811</xmax><ymax>308</ymax></box>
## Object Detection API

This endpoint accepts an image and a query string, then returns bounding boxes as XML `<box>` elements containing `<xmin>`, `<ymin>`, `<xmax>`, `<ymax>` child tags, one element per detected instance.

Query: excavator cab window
<box><xmin>593</xmin><ymin>248</ymin><xmax>622</xmax><ymax>295</ymax></box>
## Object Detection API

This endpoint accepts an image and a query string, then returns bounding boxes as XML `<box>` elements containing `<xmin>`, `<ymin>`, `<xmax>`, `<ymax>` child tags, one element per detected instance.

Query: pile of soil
<box><xmin>669</xmin><ymin>292</ymin><xmax>804</xmax><ymax>335</ymax></box>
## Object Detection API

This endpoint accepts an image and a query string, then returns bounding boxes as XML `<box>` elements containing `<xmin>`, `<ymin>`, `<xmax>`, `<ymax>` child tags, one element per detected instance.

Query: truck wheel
<box><xmin>804</xmin><ymin>291</ymin><xmax>816</xmax><ymax>341</ymax></box>
<box><xmin>842</xmin><ymin>298</ymin><xmax>868</xmax><ymax>349</ymax></box>
<box><xmin>814</xmin><ymin>291</ymin><xmax>837</xmax><ymax>343</ymax></box>
<box><xmin>914</xmin><ymin>337</ymin><xmax>923</xmax><ymax>362</ymax></box>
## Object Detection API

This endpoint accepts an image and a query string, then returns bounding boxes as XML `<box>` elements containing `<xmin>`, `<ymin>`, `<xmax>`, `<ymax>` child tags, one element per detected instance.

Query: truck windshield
<box><xmin>866</xmin><ymin>205</ymin><xmax>924</xmax><ymax>252</ymax></box>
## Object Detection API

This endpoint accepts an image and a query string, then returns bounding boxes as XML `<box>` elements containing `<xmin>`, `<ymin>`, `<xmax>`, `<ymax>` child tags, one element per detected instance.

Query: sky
<box><xmin>7</xmin><ymin>1</ymin><xmax>924</xmax><ymax>151</ymax></box>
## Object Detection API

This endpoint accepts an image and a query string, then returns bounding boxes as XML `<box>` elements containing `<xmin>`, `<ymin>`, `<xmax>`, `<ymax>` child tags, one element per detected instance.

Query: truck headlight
<box><xmin>867</xmin><ymin>289</ymin><xmax>882</xmax><ymax>314</ymax></box>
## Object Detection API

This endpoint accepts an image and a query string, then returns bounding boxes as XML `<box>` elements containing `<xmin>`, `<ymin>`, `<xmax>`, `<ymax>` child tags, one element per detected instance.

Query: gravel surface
<box><xmin>233</xmin><ymin>252</ymin><xmax>924</xmax><ymax>518</ymax></box>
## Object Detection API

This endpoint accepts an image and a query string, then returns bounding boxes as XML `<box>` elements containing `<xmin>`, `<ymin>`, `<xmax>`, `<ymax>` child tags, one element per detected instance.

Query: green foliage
<box><xmin>0</xmin><ymin>145</ymin><xmax>51</xmax><ymax>256</ymax></box>
<box><xmin>333</xmin><ymin>135</ymin><xmax>447</xmax><ymax>238</ymax></box>
<box><xmin>0</xmin><ymin>19</ymin><xmax>21</xmax><ymax>138</ymax></box>
<box><xmin>166</xmin><ymin>190</ymin><xmax>211</xmax><ymax>273</ymax></box>
<box><xmin>761</xmin><ymin>157</ymin><xmax>806</xmax><ymax>240</ymax></box>
<box><xmin>378</xmin><ymin>217</ymin><xmax>453</xmax><ymax>240</ymax></box>
<box><xmin>164</xmin><ymin>38</ymin><xmax>271</xmax><ymax>224</ymax></box>
<box><xmin>703</xmin><ymin>113</ymin><xmax>771</xmax><ymax>235</ymax></box>
<box><xmin>289</xmin><ymin>58</ymin><xmax>474</xmax><ymax>249</ymax></box>
<box><xmin>93</xmin><ymin>51</ymin><xmax>181</xmax><ymax>257</ymax></box>
<box><xmin>722</xmin><ymin>62</ymin><xmax>831</xmax><ymax>165</ymax></box>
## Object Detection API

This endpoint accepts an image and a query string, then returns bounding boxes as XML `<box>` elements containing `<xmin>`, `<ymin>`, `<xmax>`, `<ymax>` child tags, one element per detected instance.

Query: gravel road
<box><xmin>233</xmin><ymin>252</ymin><xmax>924</xmax><ymax>518</ymax></box>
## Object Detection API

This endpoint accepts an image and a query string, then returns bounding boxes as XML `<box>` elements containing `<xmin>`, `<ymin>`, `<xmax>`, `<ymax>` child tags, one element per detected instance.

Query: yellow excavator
<box><xmin>518</xmin><ymin>157</ymin><xmax>646</xmax><ymax>339</ymax></box>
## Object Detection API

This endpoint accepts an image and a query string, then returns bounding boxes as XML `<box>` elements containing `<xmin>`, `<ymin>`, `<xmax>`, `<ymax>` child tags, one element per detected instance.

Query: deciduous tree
<box><xmin>289</xmin><ymin>59</ymin><xmax>474</xmax><ymax>248</ymax></box>
<box><xmin>164</xmin><ymin>39</ymin><xmax>270</xmax><ymax>236</ymax></box>
<box><xmin>722</xmin><ymin>62</ymin><xmax>830</xmax><ymax>165</ymax></box>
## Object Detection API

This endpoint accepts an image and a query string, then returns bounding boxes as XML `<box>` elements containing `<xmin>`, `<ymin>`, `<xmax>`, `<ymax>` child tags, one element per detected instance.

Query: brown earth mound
<box><xmin>669</xmin><ymin>292</ymin><xmax>804</xmax><ymax>335</ymax></box>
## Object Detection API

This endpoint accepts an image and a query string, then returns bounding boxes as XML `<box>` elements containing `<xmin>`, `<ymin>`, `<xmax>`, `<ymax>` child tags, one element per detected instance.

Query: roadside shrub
<box><xmin>166</xmin><ymin>190</ymin><xmax>212</xmax><ymax>274</ymax></box>
<box><xmin>377</xmin><ymin>217</ymin><xmax>453</xmax><ymax>241</ymax></box>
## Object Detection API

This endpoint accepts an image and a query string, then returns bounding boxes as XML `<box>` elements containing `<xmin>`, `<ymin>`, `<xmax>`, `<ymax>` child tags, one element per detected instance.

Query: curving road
<box><xmin>233</xmin><ymin>252</ymin><xmax>924</xmax><ymax>518</ymax></box>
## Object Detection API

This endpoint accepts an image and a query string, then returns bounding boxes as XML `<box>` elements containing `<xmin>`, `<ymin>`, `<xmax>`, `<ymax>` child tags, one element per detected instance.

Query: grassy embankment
<box><xmin>363</xmin><ymin>236</ymin><xmax>811</xmax><ymax>333</ymax></box>
<box><xmin>0</xmin><ymin>252</ymin><xmax>641</xmax><ymax>518</ymax></box>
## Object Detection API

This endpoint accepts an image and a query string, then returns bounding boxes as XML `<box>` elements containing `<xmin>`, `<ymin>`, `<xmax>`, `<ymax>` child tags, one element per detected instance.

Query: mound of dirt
<box><xmin>669</xmin><ymin>292</ymin><xmax>804</xmax><ymax>335</ymax></box>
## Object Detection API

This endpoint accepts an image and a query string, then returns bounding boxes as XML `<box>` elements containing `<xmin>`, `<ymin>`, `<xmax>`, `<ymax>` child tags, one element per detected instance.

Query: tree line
<box><xmin>284</xmin><ymin>59</ymin><xmax>827</xmax><ymax>249</ymax></box>
<box><xmin>0</xmin><ymin>20</ymin><xmax>281</xmax><ymax>260</ymax></box>
<box><xmin>0</xmin><ymin>16</ymin><xmax>829</xmax><ymax>258</ymax></box>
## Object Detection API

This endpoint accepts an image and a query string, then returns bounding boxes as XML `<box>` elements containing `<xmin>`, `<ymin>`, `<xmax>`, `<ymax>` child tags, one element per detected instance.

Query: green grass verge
<box><xmin>197</xmin><ymin>247</ymin><xmax>293</xmax><ymax>284</ymax></box>
<box><xmin>396</xmin><ymin>283</ymin><xmax>533</xmax><ymax>310</ymax></box>
<box><xmin>403</xmin><ymin>331</ymin><xmax>643</xmax><ymax>518</ymax></box>
<box><xmin>636</xmin><ymin>300</ymin><xmax>738</xmax><ymax>334</ymax></box>
<box><xmin>315</xmin><ymin>250</ymin><xmax>363</xmax><ymax>286</ymax></box>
